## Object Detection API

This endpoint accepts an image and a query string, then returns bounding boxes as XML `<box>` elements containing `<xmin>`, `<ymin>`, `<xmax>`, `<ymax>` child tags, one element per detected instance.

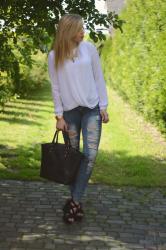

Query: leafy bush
<box><xmin>0</xmin><ymin>49</ymin><xmax>48</xmax><ymax>107</ymax></box>
<box><xmin>102</xmin><ymin>0</ymin><xmax>166</xmax><ymax>135</ymax></box>
<box><xmin>18</xmin><ymin>51</ymin><xmax>48</xmax><ymax>97</ymax></box>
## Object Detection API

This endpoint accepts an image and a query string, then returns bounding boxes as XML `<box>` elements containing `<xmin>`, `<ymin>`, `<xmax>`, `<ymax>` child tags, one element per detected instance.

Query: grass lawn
<box><xmin>0</xmin><ymin>81</ymin><xmax>166</xmax><ymax>187</ymax></box>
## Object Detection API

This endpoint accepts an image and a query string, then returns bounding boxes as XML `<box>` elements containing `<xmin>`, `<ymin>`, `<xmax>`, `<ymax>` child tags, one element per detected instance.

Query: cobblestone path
<box><xmin>0</xmin><ymin>180</ymin><xmax>166</xmax><ymax>250</ymax></box>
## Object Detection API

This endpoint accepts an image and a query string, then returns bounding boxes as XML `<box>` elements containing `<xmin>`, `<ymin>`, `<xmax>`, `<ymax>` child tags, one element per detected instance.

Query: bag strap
<box><xmin>52</xmin><ymin>130</ymin><xmax>59</xmax><ymax>143</ymax></box>
<box><xmin>52</xmin><ymin>130</ymin><xmax>71</xmax><ymax>147</ymax></box>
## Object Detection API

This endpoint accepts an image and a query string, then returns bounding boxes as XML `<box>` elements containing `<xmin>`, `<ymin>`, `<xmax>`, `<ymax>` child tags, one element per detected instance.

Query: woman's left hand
<box><xmin>100</xmin><ymin>109</ymin><xmax>109</xmax><ymax>123</ymax></box>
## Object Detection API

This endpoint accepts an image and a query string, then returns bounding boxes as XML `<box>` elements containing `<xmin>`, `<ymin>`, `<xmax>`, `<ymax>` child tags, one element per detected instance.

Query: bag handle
<box><xmin>52</xmin><ymin>130</ymin><xmax>71</xmax><ymax>147</ymax></box>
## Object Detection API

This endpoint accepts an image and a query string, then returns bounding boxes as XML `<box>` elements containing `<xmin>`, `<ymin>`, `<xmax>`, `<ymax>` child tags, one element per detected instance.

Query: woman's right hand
<box><xmin>56</xmin><ymin>118</ymin><xmax>69</xmax><ymax>132</ymax></box>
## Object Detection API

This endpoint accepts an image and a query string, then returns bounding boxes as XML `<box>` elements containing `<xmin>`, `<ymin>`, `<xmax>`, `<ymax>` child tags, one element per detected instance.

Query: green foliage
<box><xmin>17</xmin><ymin>55</ymin><xmax>48</xmax><ymax>97</ymax></box>
<box><xmin>102</xmin><ymin>0</ymin><xmax>166</xmax><ymax>135</ymax></box>
<box><xmin>0</xmin><ymin>0</ymin><xmax>124</xmax><ymax>107</ymax></box>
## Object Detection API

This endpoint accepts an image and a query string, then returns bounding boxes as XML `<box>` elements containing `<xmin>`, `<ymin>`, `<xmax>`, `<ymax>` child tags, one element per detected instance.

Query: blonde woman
<box><xmin>48</xmin><ymin>13</ymin><xmax>109</xmax><ymax>224</ymax></box>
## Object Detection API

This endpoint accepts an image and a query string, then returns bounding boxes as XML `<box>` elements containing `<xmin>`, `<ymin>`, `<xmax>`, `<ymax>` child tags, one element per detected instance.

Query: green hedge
<box><xmin>0</xmin><ymin>50</ymin><xmax>48</xmax><ymax>110</ymax></box>
<box><xmin>102</xmin><ymin>0</ymin><xmax>166</xmax><ymax>135</ymax></box>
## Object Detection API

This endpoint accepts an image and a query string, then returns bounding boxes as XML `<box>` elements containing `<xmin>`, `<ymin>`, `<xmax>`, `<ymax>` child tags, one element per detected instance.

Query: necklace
<box><xmin>71</xmin><ymin>47</ymin><xmax>79</xmax><ymax>62</ymax></box>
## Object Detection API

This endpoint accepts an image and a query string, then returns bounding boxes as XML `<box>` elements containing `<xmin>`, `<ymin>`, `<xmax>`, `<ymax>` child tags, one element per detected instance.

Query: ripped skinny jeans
<box><xmin>62</xmin><ymin>103</ymin><xmax>102</xmax><ymax>203</ymax></box>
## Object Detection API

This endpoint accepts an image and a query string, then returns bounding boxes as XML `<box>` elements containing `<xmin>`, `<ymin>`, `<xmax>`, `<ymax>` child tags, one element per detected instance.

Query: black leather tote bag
<box><xmin>40</xmin><ymin>130</ymin><xmax>84</xmax><ymax>185</ymax></box>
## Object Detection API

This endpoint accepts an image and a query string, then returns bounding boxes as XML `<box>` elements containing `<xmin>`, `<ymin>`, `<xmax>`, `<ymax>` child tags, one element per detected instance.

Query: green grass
<box><xmin>0</xmin><ymin>80</ymin><xmax>166</xmax><ymax>187</ymax></box>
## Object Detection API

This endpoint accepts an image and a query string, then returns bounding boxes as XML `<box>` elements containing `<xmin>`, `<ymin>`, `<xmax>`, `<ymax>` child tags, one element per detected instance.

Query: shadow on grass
<box><xmin>0</xmin><ymin>144</ymin><xmax>166</xmax><ymax>187</ymax></box>
<box><xmin>0</xmin><ymin>83</ymin><xmax>54</xmax><ymax>126</ymax></box>
<box><xmin>8</xmin><ymin>100</ymin><xmax>54</xmax><ymax>107</ymax></box>
<box><xmin>0</xmin><ymin>110</ymin><xmax>42</xmax><ymax>118</ymax></box>
<box><xmin>0</xmin><ymin>117</ymin><xmax>43</xmax><ymax>126</ymax></box>
<box><xmin>1</xmin><ymin>104</ymin><xmax>51</xmax><ymax>113</ymax></box>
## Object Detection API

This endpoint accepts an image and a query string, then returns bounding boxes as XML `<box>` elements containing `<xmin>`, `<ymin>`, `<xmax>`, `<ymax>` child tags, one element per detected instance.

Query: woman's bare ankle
<box><xmin>72</xmin><ymin>198</ymin><xmax>80</xmax><ymax>205</ymax></box>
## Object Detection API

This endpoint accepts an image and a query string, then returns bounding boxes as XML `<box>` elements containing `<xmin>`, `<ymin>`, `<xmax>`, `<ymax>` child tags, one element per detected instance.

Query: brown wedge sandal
<box><xmin>74</xmin><ymin>202</ymin><xmax>84</xmax><ymax>221</ymax></box>
<box><xmin>62</xmin><ymin>198</ymin><xmax>84</xmax><ymax>224</ymax></box>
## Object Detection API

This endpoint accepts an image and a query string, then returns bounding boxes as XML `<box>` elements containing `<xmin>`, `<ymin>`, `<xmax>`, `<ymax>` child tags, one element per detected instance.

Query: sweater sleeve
<box><xmin>48</xmin><ymin>51</ymin><xmax>63</xmax><ymax>116</ymax></box>
<box><xmin>89</xmin><ymin>42</ymin><xmax>108</xmax><ymax>110</ymax></box>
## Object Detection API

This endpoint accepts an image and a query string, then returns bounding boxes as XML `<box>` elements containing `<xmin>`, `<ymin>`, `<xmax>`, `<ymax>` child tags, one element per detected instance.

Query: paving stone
<box><xmin>9</xmin><ymin>248</ymin><xmax>25</xmax><ymax>250</ymax></box>
<box><xmin>0</xmin><ymin>181</ymin><xmax>166</xmax><ymax>250</ymax></box>
<box><xmin>45</xmin><ymin>243</ymin><xmax>56</xmax><ymax>249</ymax></box>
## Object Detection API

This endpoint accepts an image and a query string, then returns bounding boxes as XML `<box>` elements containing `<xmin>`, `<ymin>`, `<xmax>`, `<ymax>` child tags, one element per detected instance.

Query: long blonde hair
<box><xmin>52</xmin><ymin>14</ymin><xmax>84</xmax><ymax>70</ymax></box>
